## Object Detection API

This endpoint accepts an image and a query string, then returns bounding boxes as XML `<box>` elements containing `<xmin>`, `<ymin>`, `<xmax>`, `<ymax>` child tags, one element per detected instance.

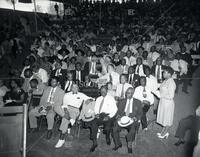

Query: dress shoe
<box><xmin>46</xmin><ymin>130</ymin><xmax>53</xmax><ymax>140</ymax></box>
<box><xmin>158</xmin><ymin>132</ymin><xmax>169</xmax><ymax>139</ymax></box>
<box><xmin>29</xmin><ymin>128</ymin><xmax>38</xmax><ymax>133</ymax></box>
<box><xmin>127</xmin><ymin>147</ymin><xmax>133</xmax><ymax>153</ymax></box>
<box><xmin>174</xmin><ymin>140</ymin><xmax>185</xmax><ymax>146</ymax></box>
<box><xmin>182</xmin><ymin>90</ymin><xmax>189</xmax><ymax>94</ymax></box>
<box><xmin>55</xmin><ymin>139</ymin><xmax>65</xmax><ymax>148</ymax></box>
<box><xmin>106</xmin><ymin>137</ymin><xmax>111</xmax><ymax>145</ymax></box>
<box><xmin>112</xmin><ymin>144</ymin><xmax>122</xmax><ymax>151</ymax></box>
<box><xmin>90</xmin><ymin>144</ymin><xmax>98</xmax><ymax>152</ymax></box>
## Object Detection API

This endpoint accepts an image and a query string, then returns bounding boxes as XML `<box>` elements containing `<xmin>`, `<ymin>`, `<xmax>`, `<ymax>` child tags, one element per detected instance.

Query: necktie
<box><xmin>137</xmin><ymin>65</ymin><xmax>140</xmax><ymax>74</ymax></box>
<box><xmin>178</xmin><ymin>60</ymin><xmax>182</xmax><ymax>71</ymax></box>
<box><xmin>129</xmin><ymin>74</ymin><xmax>132</xmax><ymax>84</ymax></box>
<box><xmin>143</xmin><ymin>87</ymin><xmax>147</xmax><ymax>98</ymax></box>
<box><xmin>98</xmin><ymin>97</ymin><xmax>105</xmax><ymax>113</ymax></box>
<box><xmin>55</xmin><ymin>69</ymin><xmax>60</xmax><ymax>76</ymax></box>
<box><xmin>48</xmin><ymin>88</ymin><xmax>55</xmax><ymax>103</ymax></box>
<box><xmin>121</xmin><ymin>84</ymin><xmax>125</xmax><ymax>98</ymax></box>
<box><xmin>109</xmin><ymin>73</ymin><xmax>113</xmax><ymax>83</ymax></box>
<box><xmin>92</xmin><ymin>62</ymin><xmax>96</xmax><ymax>74</ymax></box>
<box><xmin>126</xmin><ymin>99</ymin><xmax>131</xmax><ymax>116</ymax></box>
<box><xmin>65</xmin><ymin>81</ymin><xmax>71</xmax><ymax>92</ymax></box>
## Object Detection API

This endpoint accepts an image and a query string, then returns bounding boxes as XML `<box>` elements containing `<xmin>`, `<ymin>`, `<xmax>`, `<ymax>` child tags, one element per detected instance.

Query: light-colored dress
<box><xmin>156</xmin><ymin>78</ymin><xmax>176</xmax><ymax>127</ymax></box>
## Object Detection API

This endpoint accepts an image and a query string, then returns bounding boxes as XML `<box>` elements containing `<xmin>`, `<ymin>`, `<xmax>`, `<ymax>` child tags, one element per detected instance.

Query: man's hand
<box><xmin>116</xmin><ymin>115</ymin><xmax>121</xmax><ymax>121</ymax></box>
<box><xmin>85</xmin><ymin>99</ymin><xmax>93</xmax><ymax>105</ymax></box>
<box><xmin>103</xmin><ymin>116</ymin><xmax>110</xmax><ymax>121</ymax></box>
<box><xmin>132</xmin><ymin>117</ymin><xmax>137</xmax><ymax>121</ymax></box>
<box><xmin>46</xmin><ymin>106</ymin><xmax>52</xmax><ymax>112</ymax></box>
<box><xmin>38</xmin><ymin>107</ymin><xmax>43</xmax><ymax>113</ymax></box>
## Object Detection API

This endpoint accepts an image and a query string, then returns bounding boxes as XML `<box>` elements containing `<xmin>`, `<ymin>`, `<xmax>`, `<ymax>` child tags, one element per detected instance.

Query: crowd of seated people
<box><xmin>0</xmin><ymin>0</ymin><xmax>200</xmax><ymax>155</ymax></box>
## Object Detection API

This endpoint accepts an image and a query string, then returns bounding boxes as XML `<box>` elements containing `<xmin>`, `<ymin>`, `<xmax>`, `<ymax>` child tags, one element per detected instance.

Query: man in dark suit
<box><xmin>50</xmin><ymin>60</ymin><xmax>67</xmax><ymax>90</ymax></box>
<box><xmin>133</xmin><ymin>57</ymin><xmax>149</xmax><ymax>77</ymax></box>
<box><xmin>112</xmin><ymin>87</ymin><xmax>143</xmax><ymax>153</ymax></box>
<box><xmin>127</xmin><ymin>66</ymin><xmax>140</xmax><ymax>88</ymax></box>
<box><xmin>151</xmin><ymin>57</ymin><xmax>165</xmax><ymax>83</ymax></box>
<box><xmin>71</xmin><ymin>62</ymin><xmax>86</xmax><ymax>84</ymax></box>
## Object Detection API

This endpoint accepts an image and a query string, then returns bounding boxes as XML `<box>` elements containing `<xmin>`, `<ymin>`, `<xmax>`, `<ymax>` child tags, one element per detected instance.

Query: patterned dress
<box><xmin>157</xmin><ymin>78</ymin><xmax>176</xmax><ymax>126</ymax></box>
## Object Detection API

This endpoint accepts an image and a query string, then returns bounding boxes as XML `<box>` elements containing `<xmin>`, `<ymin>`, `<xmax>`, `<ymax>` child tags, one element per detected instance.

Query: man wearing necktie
<box><xmin>127</xmin><ymin>66</ymin><xmax>140</xmax><ymax>87</ymax></box>
<box><xmin>64</xmin><ymin>73</ymin><xmax>74</xmax><ymax>93</ymax></box>
<box><xmin>29</xmin><ymin>77</ymin><xmax>65</xmax><ymax>139</ymax></box>
<box><xmin>134</xmin><ymin>77</ymin><xmax>154</xmax><ymax>130</ymax></box>
<box><xmin>115</xmin><ymin>74</ymin><xmax>132</xmax><ymax>101</ymax></box>
<box><xmin>133</xmin><ymin>57</ymin><xmax>147</xmax><ymax>76</ymax></box>
<box><xmin>71</xmin><ymin>62</ymin><xmax>85</xmax><ymax>85</ymax></box>
<box><xmin>152</xmin><ymin>57</ymin><xmax>164</xmax><ymax>83</ymax></box>
<box><xmin>50</xmin><ymin>60</ymin><xmax>67</xmax><ymax>90</ymax></box>
<box><xmin>112</xmin><ymin>87</ymin><xmax>142</xmax><ymax>153</ymax></box>
<box><xmin>88</xmin><ymin>85</ymin><xmax>118</xmax><ymax>152</ymax></box>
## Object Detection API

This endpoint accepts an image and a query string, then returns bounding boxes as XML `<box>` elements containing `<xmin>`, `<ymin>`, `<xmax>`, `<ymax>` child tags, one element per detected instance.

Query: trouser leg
<box><xmin>46</xmin><ymin>109</ymin><xmax>55</xmax><ymax>130</ymax></box>
<box><xmin>141</xmin><ymin>105</ymin><xmax>150</xmax><ymax>129</ymax></box>
<box><xmin>112</xmin><ymin>123</ymin><xmax>122</xmax><ymax>146</ymax></box>
<box><xmin>29</xmin><ymin>107</ymin><xmax>41</xmax><ymax>129</ymax></box>
<box><xmin>126</xmin><ymin>122</ymin><xmax>138</xmax><ymax>142</ymax></box>
<box><xmin>175</xmin><ymin>116</ymin><xmax>193</xmax><ymax>139</ymax></box>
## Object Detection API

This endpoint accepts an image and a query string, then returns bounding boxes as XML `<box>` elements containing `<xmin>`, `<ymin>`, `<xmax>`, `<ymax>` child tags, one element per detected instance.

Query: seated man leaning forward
<box><xmin>29</xmin><ymin>76</ymin><xmax>65</xmax><ymax>138</ymax></box>
<box><xmin>89</xmin><ymin>85</ymin><xmax>118</xmax><ymax>152</ymax></box>
<box><xmin>112</xmin><ymin>87</ymin><xmax>143</xmax><ymax>153</ymax></box>
<box><xmin>54</xmin><ymin>84</ymin><xmax>93</xmax><ymax>148</ymax></box>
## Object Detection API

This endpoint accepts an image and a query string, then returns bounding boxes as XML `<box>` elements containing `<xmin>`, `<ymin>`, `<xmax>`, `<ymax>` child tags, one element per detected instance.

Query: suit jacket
<box><xmin>84</xmin><ymin>62</ymin><xmax>99</xmax><ymax>75</ymax></box>
<box><xmin>116</xmin><ymin>98</ymin><xmax>143</xmax><ymax>121</ymax></box>
<box><xmin>127</xmin><ymin>73</ymin><xmax>140</xmax><ymax>87</ymax></box>
<box><xmin>71</xmin><ymin>70</ymin><xmax>86</xmax><ymax>83</ymax></box>
<box><xmin>132</xmin><ymin>64</ymin><xmax>149</xmax><ymax>76</ymax></box>
<box><xmin>50</xmin><ymin>69</ymin><xmax>67</xmax><ymax>89</ymax></box>
<box><xmin>39</xmin><ymin>86</ymin><xmax>65</xmax><ymax>108</ymax></box>
<box><xmin>151</xmin><ymin>65</ymin><xmax>166</xmax><ymax>82</ymax></box>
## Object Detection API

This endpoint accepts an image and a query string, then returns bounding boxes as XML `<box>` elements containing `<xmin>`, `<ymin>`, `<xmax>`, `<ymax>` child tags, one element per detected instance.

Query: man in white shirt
<box><xmin>99</xmin><ymin>64</ymin><xmax>120</xmax><ymax>90</ymax></box>
<box><xmin>31</xmin><ymin>63</ymin><xmax>49</xmax><ymax>84</ymax></box>
<box><xmin>123</xmin><ymin>50</ymin><xmax>137</xmax><ymax>66</ymax></box>
<box><xmin>115</xmin><ymin>58</ymin><xmax>129</xmax><ymax>75</ymax></box>
<box><xmin>133</xmin><ymin>57</ymin><xmax>149</xmax><ymax>77</ymax></box>
<box><xmin>115</xmin><ymin>74</ymin><xmax>132</xmax><ymax>101</ymax></box>
<box><xmin>145</xmin><ymin>67</ymin><xmax>160</xmax><ymax>115</ymax></box>
<box><xmin>112</xmin><ymin>87</ymin><xmax>142</xmax><ymax>153</ymax></box>
<box><xmin>89</xmin><ymin>85</ymin><xmax>118</xmax><ymax>152</ymax></box>
<box><xmin>134</xmin><ymin>77</ymin><xmax>154</xmax><ymax>130</ymax></box>
<box><xmin>54</xmin><ymin>84</ymin><xmax>92</xmax><ymax>148</ymax></box>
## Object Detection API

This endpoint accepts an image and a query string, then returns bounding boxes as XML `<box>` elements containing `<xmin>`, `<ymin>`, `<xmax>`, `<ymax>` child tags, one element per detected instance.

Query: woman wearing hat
<box><xmin>156</xmin><ymin>66</ymin><xmax>176</xmax><ymax>139</ymax></box>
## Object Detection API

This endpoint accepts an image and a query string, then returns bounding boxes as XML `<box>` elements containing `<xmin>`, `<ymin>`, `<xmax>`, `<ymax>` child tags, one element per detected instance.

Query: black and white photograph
<box><xmin>0</xmin><ymin>0</ymin><xmax>200</xmax><ymax>157</ymax></box>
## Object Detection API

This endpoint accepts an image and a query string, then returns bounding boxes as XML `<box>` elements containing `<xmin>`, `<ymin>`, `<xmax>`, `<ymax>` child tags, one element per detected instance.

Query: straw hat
<box><xmin>118</xmin><ymin>116</ymin><xmax>133</xmax><ymax>127</ymax></box>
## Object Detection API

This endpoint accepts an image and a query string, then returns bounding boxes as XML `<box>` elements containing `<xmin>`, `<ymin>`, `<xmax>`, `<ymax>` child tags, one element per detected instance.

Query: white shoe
<box><xmin>144</xmin><ymin>128</ymin><xmax>148</xmax><ymax>131</ymax></box>
<box><xmin>157</xmin><ymin>132</ymin><xmax>161</xmax><ymax>136</ymax></box>
<box><xmin>55</xmin><ymin>139</ymin><xmax>65</xmax><ymax>148</ymax></box>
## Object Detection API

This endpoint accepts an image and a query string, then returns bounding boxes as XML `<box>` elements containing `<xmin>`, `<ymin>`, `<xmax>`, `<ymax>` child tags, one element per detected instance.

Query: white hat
<box><xmin>118</xmin><ymin>116</ymin><xmax>133</xmax><ymax>127</ymax></box>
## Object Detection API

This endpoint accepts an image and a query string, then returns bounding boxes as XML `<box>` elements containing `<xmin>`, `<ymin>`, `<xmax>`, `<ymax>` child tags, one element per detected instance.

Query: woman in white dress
<box><xmin>156</xmin><ymin>66</ymin><xmax>176</xmax><ymax>138</ymax></box>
